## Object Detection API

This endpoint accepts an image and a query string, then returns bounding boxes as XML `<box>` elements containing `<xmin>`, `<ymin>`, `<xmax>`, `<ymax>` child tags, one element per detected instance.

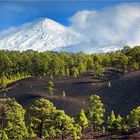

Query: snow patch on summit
<box><xmin>0</xmin><ymin>18</ymin><xmax>83</xmax><ymax>52</ymax></box>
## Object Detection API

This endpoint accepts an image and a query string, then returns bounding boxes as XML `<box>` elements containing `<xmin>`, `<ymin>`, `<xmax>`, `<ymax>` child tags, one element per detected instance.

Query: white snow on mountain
<box><xmin>0</xmin><ymin>17</ymin><xmax>132</xmax><ymax>54</ymax></box>
<box><xmin>0</xmin><ymin>18</ymin><xmax>83</xmax><ymax>52</ymax></box>
<box><xmin>0</xmin><ymin>3</ymin><xmax>140</xmax><ymax>53</ymax></box>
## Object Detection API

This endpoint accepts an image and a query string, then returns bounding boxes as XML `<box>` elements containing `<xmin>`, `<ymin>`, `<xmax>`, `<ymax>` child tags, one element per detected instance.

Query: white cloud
<box><xmin>1</xmin><ymin>3</ymin><xmax>25</xmax><ymax>13</ymax></box>
<box><xmin>69</xmin><ymin>3</ymin><xmax>140</xmax><ymax>53</ymax></box>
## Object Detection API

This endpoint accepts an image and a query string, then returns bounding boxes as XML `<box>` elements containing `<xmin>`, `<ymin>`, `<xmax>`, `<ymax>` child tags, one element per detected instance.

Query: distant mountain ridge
<box><xmin>0</xmin><ymin>18</ymin><xmax>126</xmax><ymax>53</ymax></box>
<box><xmin>0</xmin><ymin>18</ymin><xmax>83</xmax><ymax>52</ymax></box>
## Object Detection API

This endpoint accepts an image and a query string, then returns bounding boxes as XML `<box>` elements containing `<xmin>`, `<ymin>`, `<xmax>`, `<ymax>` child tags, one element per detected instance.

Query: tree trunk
<box><xmin>61</xmin><ymin>134</ymin><xmax>64</xmax><ymax>140</ymax></box>
<box><xmin>93</xmin><ymin>123</ymin><xmax>97</xmax><ymax>132</ymax></box>
<box><xmin>39</xmin><ymin>122</ymin><xmax>43</xmax><ymax>138</ymax></box>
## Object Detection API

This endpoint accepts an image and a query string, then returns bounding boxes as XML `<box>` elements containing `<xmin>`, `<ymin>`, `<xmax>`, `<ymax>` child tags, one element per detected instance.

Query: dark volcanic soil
<box><xmin>1</xmin><ymin>70</ymin><xmax>140</xmax><ymax>118</ymax></box>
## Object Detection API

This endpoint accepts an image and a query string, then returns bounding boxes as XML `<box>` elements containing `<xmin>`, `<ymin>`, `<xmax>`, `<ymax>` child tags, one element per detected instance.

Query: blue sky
<box><xmin>0</xmin><ymin>0</ymin><xmax>137</xmax><ymax>30</ymax></box>
<box><xmin>0</xmin><ymin>1</ymin><xmax>140</xmax><ymax>53</ymax></box>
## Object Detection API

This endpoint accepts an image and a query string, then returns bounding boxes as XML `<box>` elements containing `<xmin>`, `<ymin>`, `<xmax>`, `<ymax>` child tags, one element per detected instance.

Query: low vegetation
<box><xmin>0</xmin><ymin>95</ymin><xmax>140</xmax><ymax>140</ymax></box>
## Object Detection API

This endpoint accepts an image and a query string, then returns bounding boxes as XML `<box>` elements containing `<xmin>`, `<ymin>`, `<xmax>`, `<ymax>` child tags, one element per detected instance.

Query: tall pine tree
<box><xmin>87</xmin><ymin>94</ymin><xmax>105</xmax><ymax>132</ymax></box>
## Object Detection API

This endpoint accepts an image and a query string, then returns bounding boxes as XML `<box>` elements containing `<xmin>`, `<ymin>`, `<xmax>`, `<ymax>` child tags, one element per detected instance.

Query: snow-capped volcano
<box><xmin>0</xmin><ymin>18</ymin><xmax>82</xmax><ymax>52</ymax></box>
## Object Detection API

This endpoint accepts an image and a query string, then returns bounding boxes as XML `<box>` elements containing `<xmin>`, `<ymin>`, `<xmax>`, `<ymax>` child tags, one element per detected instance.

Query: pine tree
<box><xmin>53</xmin><ymin>110</ymin><xmax>82</xmax><ymax>140</ymax></box>
<box><xmin>87</xmin><ymin>94</ymin><xmax>105</xmax><ymax>132</ymax></box>
<box><xmin>65</xmin><ymin>68</ymin><xmax>70</xmax><ymax>76</ymax></box>
<box><xmin>28</xmin><ymin>99</ymin><xmax>81</xmax><ymax>139</ymax></box>
<box><xmin>27</xmin><ymin>122</ymin><xmax>36</xmax><ymax>138</ymax></box>
<box><xmin>62</xmin><ymin>91</ymin><xmax>66</xmax><ymax>97</ymax></box>
<box><xmin>0</xmin><ymin>131</ymin><xmax>8</xmax><ymax>140</ymax></box>
<box><xmin>47</xmin><ymin>80</ymin><xmax>54</xmax><ymax>95</ymax></box>
<box><xmin>50</xmin><ymin>75</ymin><xmax>54</xmax><ymax>81</ymax></box>
<box><xmin>0</xmin><ymin>98</ymin><xmax>28</xmax><ymax>139</ymax></box>
<box><xmin>78</xmin><ymin>62</ymin><xmax>86</xmax><ymax>73</ymax></box>
<box><xmin>128</xmin><ymin>106</ymin><xmax>140</xmax><ymax>128</ymax></box>
<box><xmin>72</xmin><ymin>67</ymin><xmax>79</xmax><ymax>77</ymax></box>
<box><xmin>76</xmin><ymin>109</ymin><xmax>88</xmax><ymax>131</ymax></box>
<box><xmin>106</xmin><ymin>110</ymin><xmax>116</xmax><ymax>132</ymax></box>
<box><xmin>117</xmin><ymin>115</ymin><xmax>123</xmax><ymax>123</ymax></box>
<box><xmin>72</xmin><ymin>124</ymin><xmax>82</xmax><ymax>140</ymax></box>
<box><xmin>121</xmin><ymin>116</ymin><xmax>130</xmax><ymax>133</ymax></box>
<box><xmin>112</xmin><ymin>115</ymin><xmax>123</xmax><ymax>132</ymax></box>
<box><xmin>28</xmin><ymin>99</ymin><xmax>56</xmax><ymax>138</ymax></box>
<box><xmin>0</xmin><ymin>75</ymin><xmax>7</xmax><ymax>89</ymax></box>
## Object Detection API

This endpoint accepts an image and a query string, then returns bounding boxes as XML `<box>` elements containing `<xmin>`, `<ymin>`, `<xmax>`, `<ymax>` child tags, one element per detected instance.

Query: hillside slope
<box><xmin>1</xmin><ymin>71</ymin><xmax>140</xmax><ymax>117</ymax></box>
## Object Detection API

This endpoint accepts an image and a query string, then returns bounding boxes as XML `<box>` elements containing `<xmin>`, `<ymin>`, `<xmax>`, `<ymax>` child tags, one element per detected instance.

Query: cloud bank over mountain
<box><xmin>69</xmin><ymin>3</ymin><xmax>140</xmax><ymax>53</ymax></box>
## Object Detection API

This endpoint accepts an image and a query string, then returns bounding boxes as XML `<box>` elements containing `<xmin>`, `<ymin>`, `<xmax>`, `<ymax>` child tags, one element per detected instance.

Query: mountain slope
<box><xmin>1</xmin><ymin>71</ymin><xmax>140</xmax><ymax>117</ymax></box>
<box><xmin>0</xmin><ymin>18</ymin><xmax>82</xmax><ymax>52</ymax></box>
